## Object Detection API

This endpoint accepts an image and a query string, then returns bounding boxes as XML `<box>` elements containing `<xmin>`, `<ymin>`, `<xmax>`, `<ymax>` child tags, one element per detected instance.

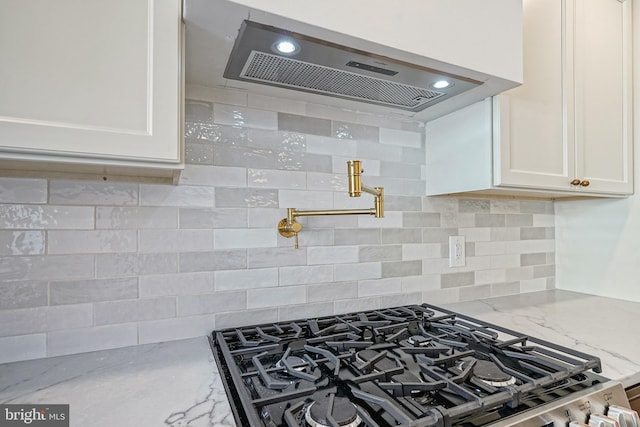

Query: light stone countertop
<box><xmin>0</xmin><ymin>290</ymin><xmax>639</xmax><ymax>427</ymax></box>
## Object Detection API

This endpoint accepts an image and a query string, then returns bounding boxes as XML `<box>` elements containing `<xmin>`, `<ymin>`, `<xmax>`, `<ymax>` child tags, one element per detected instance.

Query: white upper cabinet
<box><xmin>0</xmin><ymin>0</ymin><xmax>183</xmax><ymax>181</ymax></box>
<box><xmin>426</xmin><ymin>0</ymin><xmax>633</xmax><ymax>198</ymax></box>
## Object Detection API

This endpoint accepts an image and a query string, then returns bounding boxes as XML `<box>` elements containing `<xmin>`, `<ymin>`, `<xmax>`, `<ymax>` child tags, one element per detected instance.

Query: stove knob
<box><xmin>607</xmin><ymin>405</ymin><xmax>640</xmax><ymax>427</ymax></box>
<box><xmin>589</xmin><ymin>414</ymin><xmax>621</xmax><ymax>427</ymax></box>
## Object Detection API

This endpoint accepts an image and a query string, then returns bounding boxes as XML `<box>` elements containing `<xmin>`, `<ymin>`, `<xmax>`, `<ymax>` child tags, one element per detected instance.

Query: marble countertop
<box><xmin>1</xmin><ymin>290</ymin><xmax>639</xmax><ymax>427</ymax></box>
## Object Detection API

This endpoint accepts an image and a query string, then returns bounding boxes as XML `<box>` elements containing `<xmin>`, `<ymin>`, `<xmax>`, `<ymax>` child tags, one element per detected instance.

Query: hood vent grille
<box><xmin>241</xmin><ymin>51</ymin><xmax>445</xmax><ymax>110</ymax></box>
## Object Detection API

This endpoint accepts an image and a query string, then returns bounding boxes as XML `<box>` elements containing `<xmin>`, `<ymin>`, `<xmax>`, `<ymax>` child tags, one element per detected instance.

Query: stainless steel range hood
<box><xmin>184</xmin><ymin>0</ymin><xmax>522</xmax><ymax>121</ymax></box>
<box><xmin>224</xmin><ymin>21</ymin><xmax>482</xmax><ymax>113</ymax></box>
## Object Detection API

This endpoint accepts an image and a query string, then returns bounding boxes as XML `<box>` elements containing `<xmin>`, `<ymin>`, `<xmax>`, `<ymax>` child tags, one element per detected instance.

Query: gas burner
<box><xmin>470</xmin><ymin>360</ymin><xmax>517</xmax><ymax>387</ymax></box>
<box><xmin>305</xmin><ymin>396</ymin><xmax>362</xmax><ymax>427</ymax></box>
<box><xmin>276</xmin><ymin>356</ymin><xmax>307</xmax><ymax>371</ymax></box>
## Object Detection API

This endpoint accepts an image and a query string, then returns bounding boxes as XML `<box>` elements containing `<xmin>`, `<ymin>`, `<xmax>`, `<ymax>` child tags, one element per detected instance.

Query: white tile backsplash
<box><xmin>0</xmin><ymin>85</ymin><xmax>556</xmax><ymax>363</ymax></box>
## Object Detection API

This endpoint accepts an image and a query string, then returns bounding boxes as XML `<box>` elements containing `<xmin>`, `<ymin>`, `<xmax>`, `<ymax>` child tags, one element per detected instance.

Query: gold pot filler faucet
<box><xmin>278</xmin><ymin>160</ymin><xmax>384</xmax><ymax>248</ymax></box>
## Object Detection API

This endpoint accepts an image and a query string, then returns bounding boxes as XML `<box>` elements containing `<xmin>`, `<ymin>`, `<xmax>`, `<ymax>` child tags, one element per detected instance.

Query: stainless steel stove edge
<box><xmin>486</xmin><ymin>380</ymin><xmax>629</xmax><ymax>427</ymax></box>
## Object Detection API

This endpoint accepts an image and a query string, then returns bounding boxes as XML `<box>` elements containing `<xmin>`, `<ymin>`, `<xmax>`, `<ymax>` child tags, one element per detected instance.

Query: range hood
<box><xmin>184</xmin><ymin>0</ymin><xmax>522</xmax><ymax>121</ymax></box>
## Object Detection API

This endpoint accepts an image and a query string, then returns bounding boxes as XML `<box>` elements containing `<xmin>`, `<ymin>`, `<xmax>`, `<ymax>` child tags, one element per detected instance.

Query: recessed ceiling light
<box><xmin>273</xmin><ymin>39</ymin><xmax>299</xmax><ymax>55</ymax></box>
<box><xmin>431</xmin><ymin>80</ymin><xmax>452</xmax><ymax>89</ymax></box>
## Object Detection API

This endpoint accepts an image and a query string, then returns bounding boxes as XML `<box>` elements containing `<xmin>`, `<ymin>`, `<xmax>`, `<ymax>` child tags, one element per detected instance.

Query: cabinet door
<box><xmin>0</xmin><ymin>0</ymin><xmax>182</xmax><ymax>168</ymax></box>
<box><xmin>493</xmin><ymin>0</ymin><xmax>575</xmax><ymax>191</ymax></box>
<box><xmin>572</xmin><ymin>0</ymin><xmax>633</xmax><ymax>195</ymax></box>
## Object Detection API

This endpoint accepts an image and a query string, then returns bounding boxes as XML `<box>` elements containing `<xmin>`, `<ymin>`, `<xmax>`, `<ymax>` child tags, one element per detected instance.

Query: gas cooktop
<box><xmin>209</xmin><ymin>303</ymin><xmax>633</xmax><ymax>427</ymax></box>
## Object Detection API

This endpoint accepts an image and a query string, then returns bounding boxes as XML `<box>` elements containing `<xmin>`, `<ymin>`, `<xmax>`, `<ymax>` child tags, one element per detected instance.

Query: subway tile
<box><xmin>334</xmin><ymin>297</ymin><xmax>381</xmax><ymax>314</ymax></box>
<box><xmin>305</xmin><ymin>103</ymin><xmax>360</xmax><ymax>122</ymax></box>
<box><xmin>534</xmin><ymin>264</ymin><xmax>556</xmax><ymax>278</ymax></box>
<box><xmin>422</xmin><ymin>288</ymin><xmax>460</xmax><ymax>305</ymax></box>
<box><xmin>278</xmin><ymin>113</ymin><xmax>331</xmax><ymax>136</ymax></box>
<box><xmin>179</xmin><ymin>208</ymin><xmax>247</xmax><ymax>229</ymax></box>
<box><xmin>521</xmin><ymin>253</ymin><xmax>548</xmax><ymax>266</ymax></box>
<box><xmin>179</xmin><ymin>250</ymin><xmax>247</xmax><ymax>273</ymax></box>
<box><xmin>381</xmin><ymin>162</ymin><xmax>421</xmax><ymax>180</ymax></box>
<box><xmin>0</xmin><ymin>304</ymin><xmax>93</xmax><ymax>337</ymax></box>
<box><xmin>140</xmin><ymin>184</ymin><xmax>215</xmax><ymax>207</ymax></box>
<box><xmin>51</xmin><ymin>277</ymin><xmax>138</xmax><ymax>305</ymax></box>
<box><xmin>0</xmin><ymin>205</ymin><xmax>94</xmax><ymax>229</ymax></box>
<box><xmin>185</xmin><ymin>100</ymin><xmax>213</xmax><ymax>122</ymax></box>
<box><xmin>0</xmin><ymin>334</ymin><xmax>46</xmax><ymax>364</ymax></box>
<box><xmin>96</xmin><ymin>206</ymin><xmax>178</xmax><ymax>229</ymax></box>
<box><xmin>355</xmin><ymin>141</ymin><xmax>403</xmax><ymax>162</ymax></box>
<box><xmin>48</xmin><ymin>324</ymin><xmax>138</xmax><ymax>356</ymax></box>
<box><xmin>214</xmin><ymin>228</ymin><xmax>277</xmax><ymax>249</ymax></box>
<box><xmin>520</xmin><ymin>278</ymin><xmax>548</xmax><ymax>293</ymax></box>
<box><xmin>248</xmin><ymin>208</ymin><xmax>283</xmax><ymax>228</ymax></box>
<box><xmin>248</xmin><ymin>93</ymin><xmax>306</xmax><ymax>115</ymax></box>
<box><xmin>247</xmin><ymin>247</ymin><xmax>307</xmax><ymax>268</ymax></box>
<box><xmin>139</xmin><ymin>315</ymin><xmax>214</xmax><ymax>344</ymax></box>
<box><xmin>459</xmin><ymin>284</ymin><xmax>492</xmax><ymax>301</ymax></box>
<box><xmin>381</xmin><ymin>260</ymin><xmax>422</xmax><ymax>278</ymax></box>
<box><xmin>490</xmin><ymin>200</ymin><xmax>520</xmax><ymax>214</ymax></box>
<box><xmin>402</xmin><ymin>243</ymin><xmax>442</xmax><ymax>260</ymax></box>
<box><xmin>215</xmin><ymin>268</ymin><xmax>279</xmax><ymax>291</ymax></box>
<box><xmin>307</xmin><ymin>281</ymin><xmax>358</xmax><ymax>303</ymax></box>
<box><xmin>279</xmin><ymin>189</ymin><xmax>333</xmax><ymax>210</ymax></box>
<box><xmin>307</xmin><ymin>246</ymin><xmax>359</xmax><ymax>265</ymax></box>
<box><xmin>139</xmin><ymin>272</ymin><xmax>214</xmax><ymax>298</ymax></box>
<box><xmin>283</xmin><ymin>229</ymin><xmax>334</xmax><ymax>247</ymax></box>
<box><xmin>385</xmin><ymin>195</ymin><xmax>422</xmax><ymax>211</ymax></box>
<box><xmin>0</xmin><ymin>178</ymin><xmax>47</xmax><ymax>203</ymax></box>
<box><xmin>359</xmin><ymin>245</ymin><xmax>402</xmax><ymax>262</ymax></box>
<box><xmin>248</xmin><ymin>169</ymin><xmax>305</xmax><ymax>189</ymax></box>
<box><xmin>334</xmin><ymin>229</ymin><xmax>381</xmax><ymax>246</ymax></box>
<box><xmin>139</xmin><ymin>229</ymin><xmax>214</xmax><ymax>253</ymax></box>
<box><xmin>0</xmin><ymin>281</ymin><xmax>48</xmax><ymax>310</ymax></box>
<box><xmin>184</xmin><ymin>123</ymin><xmax>219</xmax><ymax>142</ymax></box>
<box><xmin>459</xmin><ymin>199</ymin><xmax>490</xmax><ymax>213</ymax></box>
<box><xmin>177</xmin><ymin>291</ymin><xmax>246</xmax><ymax>316</ymax></box>
<box><xmin>506</xmin><ymin>266</ymin><xmax>535</xmax><ymax>281</ymax></box>
<box><xmin>96</xmin><ymin>253</ymin><xmax>177</xmax><ymax>277</ymax></box>
<box><xmin>247</xmin><ymin>286</ymin><xmax>306</xmax><ymax>309</ymax></box>
<box><xmin>520</xmin><ymin>227</ymin><xmax>547</xmax><ymax>240</ymax></box>
<box><xmin>505</xmin><ymin>239</ymin><xmax>555</xmax><ymax>254</ymax></box>
<box><xmin>402</xmin><ymin>212</ymin><xmax>441</xmax><ymax>227</ymax></box>
<box><xmin>422</xmin><ymin>228</ymin><xmax>458</xmax><ymax>243</ymax></box>
<box><xmin>279</xmin><ymin>302</ymin><xmax>334</xmax><ymax>321</ymax></box>
<box><xmin>332</xmin><ymin>121</ymin><xmax>379</xmax><ymax>141</ymax></box>
<box><xmin>307</xmin><ymin>172</ymin><xmax>348</xmax><ymax>192</ymax></box>
<box><xmin>306</xmin><ymin>135</ymin><xmax>357</xmax><ymax>157</ymax></box>
<box><xmin>505</xmin><ymin>214</ymin><xmax>533</xmax><ymax>227</ymax></box>
<box><xmin>475</xmin><ymin>214</ymin><xmax>506</xmax><ymax>227</ymax></box>
<box><xmin>422</xmin><ymin>197</ymin><xmax>459</xmax><ymax>213</ymax></box>
<box><xmin>334</xmin><ymin>262</ymin><xmax>381</xmax><ymax>281</ymax></box>
<box><xmin>48</xmin><ymin>230</ymin><xmax>137</xmax><ymax>254</ymax></box>
<box><xmin>247</xmin><ymin>128</ymin><xmax>308</xmax><ymax>151</ymax></box>
<box><xmin>475</xmin><ymin>241</ymin><xmax>506</xmax><ymax>256</ymax></box>
<box><xmin>0</xmin><ymin>231</ymin><xmax>45</xmax><ymax>255</ymax></box>
<box><xmin>214</xmin><ymin>308</ymin><xmax>278</xmax><ymax>330</ymax></box>
<box><xmin>443</xmin><ymin>213</ymin><xmax>476</xmax><ymax>228</ymax></box>
<box><xmin>521</xmin><ymin>200</ymin><xmax>554</xmax><ymax>214</ymax></box>
<box><xmin>95</xmin><ymin>297</ymin><xmax>176</xmax><ymax>325</ymax></box>
<box><xmin>185</xmin><ymin>141</ymin><xmax>214</xmax><ymax>165</ymax></box>
<box><xmin>0</xmin><ymin>255</ymin><xmax>93</xmax><ymax>282</ymax></box>
<box><xmin>441</xmin><ymin>272</ymin><xmax>475</xmax><ymax>288</ymax></box>
<box><xmin>381</xmin><ymin>228</ymin><xmax>423</xmax><ymax>244</ymax></box>
<box><xmin>380</xmin><ymin>292</ymin><xmax>421</xmax><ymax>308</ymax></box>
<box><xmin>49</xmin><ymin>180</ymin><xmax>138</xmax><ymax>205</ymax></box>
<box><xmin>279</xmin><ymin>265</ymin><xmax>333</xmax><ymax>286</ymax></box>
<box><xmin>491</xmin><ymin>254</ymin><xmax>521</xmax><ymax>269</ymax></box>
<box><xmin>490</xmin><ymin>227</ymin><xmax>521</xmax><ymax>241</ymax></box>
<box><xmin>179</xmin><ymin>165</ymin><xmax>246</xmax><ymax>187</ymax></box>
<box><xmin>490</xmin><ymin>282</ymin><xmax>521</xmax><ymax>297</ymax></box>
<box><xmin>458</xmin><ymin>227</ymin><xmax>491</xmax><ymax>242</ymax></box>
<box><xmin>402</xmin><ymin>275</ymin><xmax>440</xmax><ymax>293</ymax></box>
<box><xmin>215</xmin><ymin>188</ymin><xmax>278</xmax><ymax>208</ymax></box>
<box><xmin>475</xmin><ymin>269</ymin><xmax>507</xmax><ymax>285</ymax></box>
<box><xmin>358</xmin><ymin>278</ymin><xmax>402</xmax><ymax>297</ymax></box>
<box><xmin>215</xmin><ymin>104</ymin><xmax>277</xmax><ymax>129</ymax></box>
<box><xmin>402</xmin><ymin>147</ymin><xmax>425</xmax><ymax>165</ymax></box>
<box><xmin>532</xmin><ymin>214</ymin><xmax>554</xmax><ymax>227</ymax></box>
<box><xmin>379</xmin><ymin>128</ymin><xmax>421</xmax><ymax>148</ymax></box>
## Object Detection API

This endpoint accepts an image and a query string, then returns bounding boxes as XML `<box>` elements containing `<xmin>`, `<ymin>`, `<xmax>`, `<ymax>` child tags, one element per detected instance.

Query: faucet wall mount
<box><xmin>278</xmin><ymin>160</ymin><xmax>384</xmax><ymax>248</ymax></box>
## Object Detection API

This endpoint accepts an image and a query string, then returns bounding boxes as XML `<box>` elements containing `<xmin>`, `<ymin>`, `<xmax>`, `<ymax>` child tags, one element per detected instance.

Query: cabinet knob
<box><xmin>570</xmin><ymin>179</ymin><xmax>581</xmax><ymax>186</ymax></box>
<box><xmin>580</xmin><ymin>180</ymin><xmax>590</xmax><ymax>187</ymax></box>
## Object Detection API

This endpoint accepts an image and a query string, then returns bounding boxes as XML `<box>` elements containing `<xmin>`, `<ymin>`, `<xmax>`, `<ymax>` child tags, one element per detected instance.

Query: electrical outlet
<box><xmin>449</xmin><ymin>236</ymin><xmax>466</xmax><ymax>267</ymax></box>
